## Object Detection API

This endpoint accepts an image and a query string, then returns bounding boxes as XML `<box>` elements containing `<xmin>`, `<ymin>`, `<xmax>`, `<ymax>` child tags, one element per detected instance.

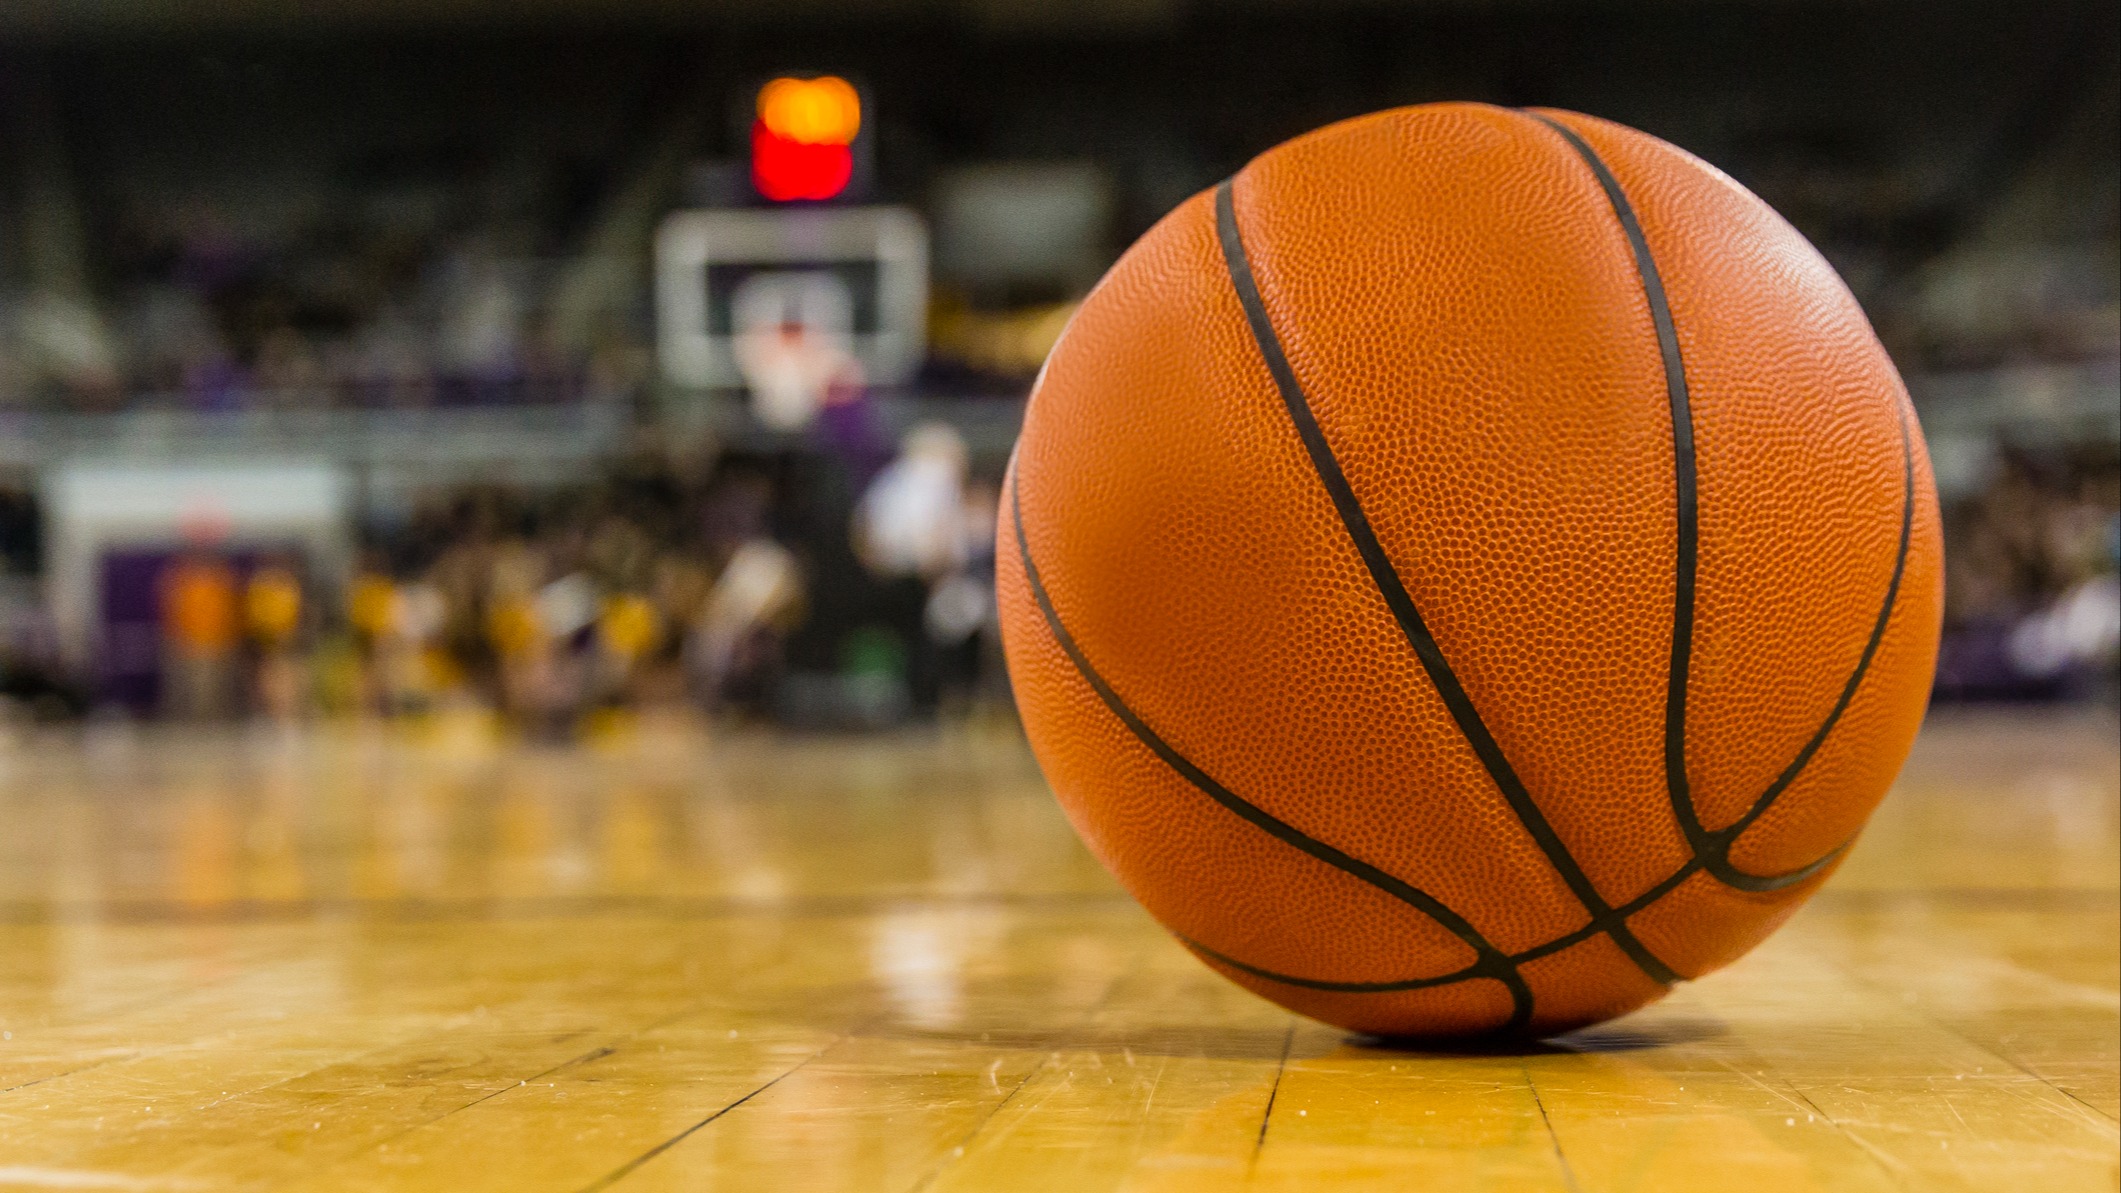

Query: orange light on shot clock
<box><xmin>757</xmin><ymin>76</ymin><xmax>861</xmax><ymax>146</ymax></box>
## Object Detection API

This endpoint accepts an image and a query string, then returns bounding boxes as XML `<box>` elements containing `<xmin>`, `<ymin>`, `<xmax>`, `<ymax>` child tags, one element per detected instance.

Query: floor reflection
<box><xmin>0</xmin><ymin>709</ymin><xmax>2109</xmax><ymax>1191</ymax></box>
<box><xmin>0</xmin><ymin>715</ymin><xmax>1110</xmax><ymax>915</ymax></box>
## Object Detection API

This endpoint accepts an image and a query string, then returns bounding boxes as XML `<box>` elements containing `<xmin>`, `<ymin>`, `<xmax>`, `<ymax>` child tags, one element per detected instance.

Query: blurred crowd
<box><xmin>0</xmin><ymin>412</ymin><xmax>1005</xmax><ymax>731</ymax></box>
<box><xmin>1937</xmin><ymin>442</ymin><xmax>2120</xmax><ymax>700</ymax></box>
<box><xmin>344</xmin><ymin>425</ymin><xmax>997</xmax><ymax>732</ymax></box>
<box><xmin>0</xmin><ymin>198</ymin><xmax>654</xmax><ymax>413</ymax></box>
<box><xmin>0</xmin><ymin>427</ymin><xmax>2113</xmax><ymax>730</ymax></box>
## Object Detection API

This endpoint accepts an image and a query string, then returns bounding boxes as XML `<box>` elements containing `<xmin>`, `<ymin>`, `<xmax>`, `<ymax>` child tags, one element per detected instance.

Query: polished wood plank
<box><xmin>0</xmin><ymin>708</ymin><xmax>2111</xmax><ymax>1191</ymax></box>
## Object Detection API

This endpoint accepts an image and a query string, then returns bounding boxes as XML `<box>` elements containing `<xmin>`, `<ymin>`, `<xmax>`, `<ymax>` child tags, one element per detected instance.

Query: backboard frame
<box><xmin>656</xmin><ymin>205</ymin><xmax>929</xmax><ymax>389</ymax></box>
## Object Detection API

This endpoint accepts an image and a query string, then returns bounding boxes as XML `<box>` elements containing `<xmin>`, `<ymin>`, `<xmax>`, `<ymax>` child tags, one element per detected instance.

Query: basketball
<box><xmin>998</xmin><ymin>103</ymin><xmax>1946</xmax><ymax>1038</ymax></box>
<box><xmin>17</xmin><ymin>7</ymin><xmax>2114</xmax><ymax>1181</ymax></box>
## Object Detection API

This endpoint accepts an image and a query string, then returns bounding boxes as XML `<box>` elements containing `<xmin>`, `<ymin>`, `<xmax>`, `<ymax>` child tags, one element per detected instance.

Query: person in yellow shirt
<box><xmin>487</xmin><ymin>587</ymin><xmax>548</xmax><ymax>723</ymax></box>
<box><xmin>599</xmin><ymin>593</ymin><xmax>661</xmax><ymax>663</ymax></box>
<box><xmin>346</xmin><ymin>565</ymin><xmax>397</xmax><ymax>714</ymax></box>
<box><xmin>246</xmin><ymin>564</ymin><xmax>302</xmax><ymax>646</ymax></box>
<box><xmin>245</xmin><ymin>561</ymin><xmax>306</xmax><ymax>721</ymax></box>
<box><xmin>594</xmin><ymin>592</ymin><xmax>662</xmax><ymax>708</ymax></box>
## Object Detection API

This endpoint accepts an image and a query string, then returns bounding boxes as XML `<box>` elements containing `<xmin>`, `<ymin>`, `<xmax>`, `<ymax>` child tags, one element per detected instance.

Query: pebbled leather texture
<box><xmin>998</xmin><ymin>102</ymin><xmax>1944</xmax><ymax>1038</ymax></box>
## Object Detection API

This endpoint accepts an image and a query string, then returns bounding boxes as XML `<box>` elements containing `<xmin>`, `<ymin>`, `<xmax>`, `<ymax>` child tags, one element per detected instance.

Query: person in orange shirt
<box><xmin>161</xmin><ymin>552</ymin><xmax>239</xmax><ymax>720</ymax></box>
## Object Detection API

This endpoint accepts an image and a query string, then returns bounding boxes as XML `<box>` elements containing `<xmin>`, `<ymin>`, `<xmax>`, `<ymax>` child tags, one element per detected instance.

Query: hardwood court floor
<box><xmin>0</xmin><ymin>707</ymin><xmax>2112</xmax><ymax>1192</ymax></box>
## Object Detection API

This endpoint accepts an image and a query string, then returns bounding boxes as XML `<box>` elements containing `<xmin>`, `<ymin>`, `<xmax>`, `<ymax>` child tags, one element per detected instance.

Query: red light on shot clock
<box><xmin>752</xmin><ymin>76</ymin><xmax>860</xmax><ymax>202</ymax></box>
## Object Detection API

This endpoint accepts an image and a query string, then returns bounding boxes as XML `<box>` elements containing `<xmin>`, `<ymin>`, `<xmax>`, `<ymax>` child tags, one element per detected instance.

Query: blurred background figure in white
<box><xmin>854</xmin><ymin>422</ymin><xmax>970</xmax><ymax>583</ymax></box>
<box><xmin>851</xmin><ymin>422</ymin><xmax>974</xmax><ymax>716</ymax></box>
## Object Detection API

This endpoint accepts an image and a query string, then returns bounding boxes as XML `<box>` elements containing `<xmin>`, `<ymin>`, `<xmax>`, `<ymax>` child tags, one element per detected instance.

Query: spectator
<box><xmin>245</xmin><ymin>560</ymin><xmax>307</xmax><ymax>721</ymax></box>
<box><xmin>690</xmin><ymin>538</ymin><xmax>804</xmax><ymax>709</ymax></box>
<box><xmin>160</xmin><ymin>552</ymin><xmax>240</xmax><ymax>719</ymax></box>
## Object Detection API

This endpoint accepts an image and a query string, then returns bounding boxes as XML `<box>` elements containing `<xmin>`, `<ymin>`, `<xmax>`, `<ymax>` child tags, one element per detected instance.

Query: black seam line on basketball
<box><xmin>1701</xmin><ymin>403</ymin><xmax>1916</xmax><ymax>892</ymax></box>
<box><xmin>1181</xmin><ymin>936</ymin><xmax>1491</xmax><ymax>993</ymax></box>
<box><xmin>1201</xmin><ymin>847</ymin><xmax>1702</xmax><ymax>996</ymax></box>
<box><xmin>1191</xmin><ymin>854</ymin><xmax>1702</xmax><ymax>997</ymax></box>
<box><xmin>1007</xmin><ymin>472</ymin><xmax>1534</xmax><ymax>1030</ymax></box>
<box><xmin>1181</xmin><ymin>937</ymin><xmax>1535</xmax><ymax>1037</ymax></box>
<box><xmin>1524</xmin><ymin>111</ymin><xmax>1913</xmax><ymax>897</ymax></box>
<box><xmin>1517</xmin><ymin>112</ymin><xmax>1711</xmax><ymax>865</ymax></box>
<box><xmin>1211</xmin><ymin>177</ymin><xmax>1682</xmax><ymax>989</ymax></box>
<box><xmin>1185</xmin><ymin>803</ymin><xmax>1856</xmax><ymax>1000</ymax></box>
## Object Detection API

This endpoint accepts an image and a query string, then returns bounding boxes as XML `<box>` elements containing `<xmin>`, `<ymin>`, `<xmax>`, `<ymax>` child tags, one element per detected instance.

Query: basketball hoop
<box><xmin>731</xmin><ymin>270</ymin><xmax>860</xmax><ymax>430</ymax></box>
<box><xmin>653</xmin><ymin>206</ymin><xmax>928</xmax><ymax>391</ymax></box>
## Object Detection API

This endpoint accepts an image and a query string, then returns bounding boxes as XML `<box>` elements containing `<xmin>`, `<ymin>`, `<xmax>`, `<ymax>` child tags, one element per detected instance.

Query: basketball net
<box><xmin>734</xmin><ymin>322</ymin><xmax>853</xmax><ymax>431</ymax></box>
<box><xmin>731</xmin><ymin>270</ymin><xmax>861</xmax><ymax>431</ymax></box>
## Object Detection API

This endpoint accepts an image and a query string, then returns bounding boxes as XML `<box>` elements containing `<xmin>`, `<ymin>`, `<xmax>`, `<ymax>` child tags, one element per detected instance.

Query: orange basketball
<box><xmin>998</xmin><ymin>103</ymin><xmax>1943</xmax><ymax>1038</ymax></box>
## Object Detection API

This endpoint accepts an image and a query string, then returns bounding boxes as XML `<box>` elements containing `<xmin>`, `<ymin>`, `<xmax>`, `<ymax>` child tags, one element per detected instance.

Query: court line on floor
<box><xmin>573</xmin><ymin>1023</ymin><xmax>886</xmax><ymax>1193</ymax></box>
<box><xmin>161</xmin><ymin>1015</ymin><xmax>613</xmax><ymax>1169</ymax></box>
<box><xmin>0</xmin><ymin>1054</ymin><xmax>142</xmax><ymax>1096</ymax></box>
<box><xmin>572</xmin><ymin>1056</ymin><xmax>828</xmax><ymax>1193</ymax></box>
<box><xmin>1525</xmin><ymin>1064</ymin><xmax>1587</xmax><ymax>1193</ymax></box>
<box><xmin>1976</xmin><ymin>1046</ymin><xmax>2120</xmax><ymax>1127</ymax></box>
<box><xmin>120</xmin><ymin>942</ymin><xmax>870</xmax><ymax>1181</ymax></box>
<box><xmin>1706</xmin><ymin>953</ymin><xmax>2119</xmax><ymax>1175</ymax></box>
<box><xmin>904</xmin><ymin>1059</ymin><xmax>1051</xmax><ymax>1193</ymax></box>
<box><xmin>1247</xmin><ymin>1019</ymin><xmax>1298</xmax><ymax>1176</ymax></box>
<box><xmin>319</xmin><ymin>1014</ymin><xmax>678</xmax><ymax>1163</ymax></box>
<box><xmin>0</xmin><ymin>941</ymin><xmax>325</xmax><ymax>1095</ymax></box>
<box><xmin>1824</xmin><ymin>955</ymin><xmax>2120</xmax><ymax>1126</ymax></box>
<box><xmin>1705</xmin><ymin>1052</ymin><xmax>1910</xmax><ymax>1187</ymax></box>
<box><xmin>275</xmin><ymin>989</ymin><xmax>887</xmax><ymax>1186</ymax></box>
<box><xmin>900</xmin><ymin>949</ymin><xmax>1149</xmax><ymax>1193</ymax></box>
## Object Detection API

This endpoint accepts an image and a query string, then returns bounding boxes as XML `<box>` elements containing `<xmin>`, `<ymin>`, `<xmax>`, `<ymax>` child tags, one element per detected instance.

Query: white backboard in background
<box><xmin>656</xmin><ymin>206</ymin><xmax>929</xmax><ymax>389</ymax></box>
